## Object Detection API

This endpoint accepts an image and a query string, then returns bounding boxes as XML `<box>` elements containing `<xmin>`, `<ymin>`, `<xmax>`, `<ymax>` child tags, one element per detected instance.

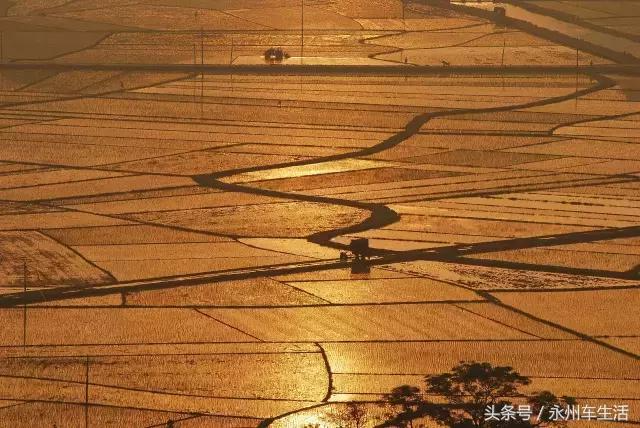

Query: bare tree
<box><xmin>325</xmin><ymin>402</ymin><xmax>370</xmax><ymax>428</ymax></box>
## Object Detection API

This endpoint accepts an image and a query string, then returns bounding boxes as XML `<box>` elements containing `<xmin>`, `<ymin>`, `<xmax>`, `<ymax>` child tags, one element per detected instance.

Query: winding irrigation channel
<box><xmin>2</xmin><ymin>69</ymin><xmax>639</xmax><ymax>309</ymax></box>
<box><xmin>194</xmin><ymin>72</ymin><xmax>620</xmax><ymax>250</ymax></box>
<box><xmin>2</xmin><ymin>65</ymin><xmax>640</xmax><ymax>427</ymax></box>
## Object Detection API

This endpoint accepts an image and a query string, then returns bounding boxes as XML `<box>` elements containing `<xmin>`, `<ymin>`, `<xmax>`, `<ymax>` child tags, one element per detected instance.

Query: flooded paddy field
<box><xmin>518</xmin><ymin>0</ymin><xmax>640</xmax><ymax>38</ymax></box>
<box><xmin>0</xmin><ymin>0</ymin><xmax>639</xmax><ymax>426</ymax></box>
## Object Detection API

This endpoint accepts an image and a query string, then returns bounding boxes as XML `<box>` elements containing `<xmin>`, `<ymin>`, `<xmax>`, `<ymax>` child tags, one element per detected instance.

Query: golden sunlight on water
<box><xmin>0</xmin><ymin>0</ymin><xmax>639</xmax><ymax>426</ymax></box>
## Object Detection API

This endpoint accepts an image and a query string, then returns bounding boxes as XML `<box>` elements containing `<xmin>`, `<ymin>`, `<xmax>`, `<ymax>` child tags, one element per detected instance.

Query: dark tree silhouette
<box><xmin>528</xmin><ymin>391</ymin><xmax>577</xmax><ymax>427</ymax></box>
<box><xmin>378</xmin><ymin>385</ymin><xmax>449</xmax><ymax>428</ymax></box>
<box><xmin>377</xmin><ymin>362</ymin><xmax>576</xmax><ymax>428</ymax></box>
<box><xmin>381</xmin><ymin>385</ymin><xmax>423</xmax><ymax>428</ymax></box>
<box><xmin>425</xmin><ymin>361</ymin><xmax>531</xmax><ymax>428</ymax></box>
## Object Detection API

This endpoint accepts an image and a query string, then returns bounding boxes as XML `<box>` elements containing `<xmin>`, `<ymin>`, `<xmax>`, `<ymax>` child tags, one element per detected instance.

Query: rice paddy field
<box><xmin>520</xmin><ymin>0</ymin><xmax>640</xmax><ymax>38</ymax></box>
<box><xmin>0</xmin><ymin>0</ymin><xmax>638</xmax><ymax>426</ymax></box>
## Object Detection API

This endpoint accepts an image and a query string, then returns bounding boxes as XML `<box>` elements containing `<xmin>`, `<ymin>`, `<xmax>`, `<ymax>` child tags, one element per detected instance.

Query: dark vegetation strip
<box><xmin>2</xmin><ymin>63</ymin><xmax>640</xmax><ymax>74</ymax></box>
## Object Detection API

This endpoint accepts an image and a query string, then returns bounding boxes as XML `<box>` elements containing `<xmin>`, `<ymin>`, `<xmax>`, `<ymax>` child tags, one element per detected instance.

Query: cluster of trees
<box><xmin>311</xmin><ymin>362</ymin><xmax>575</xmax><ymax>428</ymax></box>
